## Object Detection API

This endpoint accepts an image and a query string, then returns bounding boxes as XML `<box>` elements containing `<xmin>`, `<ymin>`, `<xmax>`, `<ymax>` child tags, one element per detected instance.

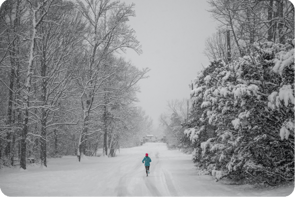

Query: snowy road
<box><xmin>0</xmin><ymin>143</ymin><xmax>293</xmax><ymax>196</ymax></box>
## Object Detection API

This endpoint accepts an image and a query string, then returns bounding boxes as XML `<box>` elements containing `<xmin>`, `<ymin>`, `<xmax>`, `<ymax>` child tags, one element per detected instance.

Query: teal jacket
<box><xmin>142</xmin><ymin>156</ymin><xmax>152</xmax><ymax>166</ymax></box>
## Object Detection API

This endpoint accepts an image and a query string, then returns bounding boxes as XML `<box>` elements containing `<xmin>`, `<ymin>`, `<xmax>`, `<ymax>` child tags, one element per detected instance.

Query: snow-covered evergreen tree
<box><xmin>187</xmin><ymin>40</ymin><xmax>294</xmax><ymax>185</ymax></box>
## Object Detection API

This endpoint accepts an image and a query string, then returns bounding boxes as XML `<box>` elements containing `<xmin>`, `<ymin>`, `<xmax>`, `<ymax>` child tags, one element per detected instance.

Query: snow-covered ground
<box><xmin>0</xmin><ymin>143</ymin><xmax>294</xmax><ymax>196</ymax></box>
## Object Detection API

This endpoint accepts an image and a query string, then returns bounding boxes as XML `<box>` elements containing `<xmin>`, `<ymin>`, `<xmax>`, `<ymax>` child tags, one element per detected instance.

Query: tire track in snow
<box><xmin>163</xmin><ymin>169</ymin><xmax>178</xmax><ymax>196</ymax></box>
<box><xmin>154</xmin><ymin>151</ymin><xmax>178</xmax><ymax>196</ymax></box>
<box><xmin>144</xmin><ymin>177</ymin><xmax>162</xmax><ymax>196</ymax></box>
<box><xmin>116</xmin><ymin>158</ymin><xmax>142</xmax><ymax>196</ymax></box>
<box><xmin>97</xmin><ymin>156</ymin><xmax>132</xmax><ymax>195</ymax></box>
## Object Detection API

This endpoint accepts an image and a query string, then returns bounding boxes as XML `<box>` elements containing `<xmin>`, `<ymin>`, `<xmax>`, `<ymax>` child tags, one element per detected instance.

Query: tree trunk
<box><xmin>226</xmin><ymin>29</ymin><xmax>231</xmax><ymax>62</ymax></box>
<box><xmin>14</xmin><ymin>29</ymin><xmax>22</xmax><ymax>166</ymax></box>
<box><xmin>40</xmin><ymin>116</ymin><xmax>47</xmax><ymax>167</ymax></box>
<box><xmin>77</xmin><ymin>133</ymin><xmax>82</xmax><ymax>162</ymax></box>
<box><xmin>77</xmin><ymin>102</ymin><xmax>85</xmax><ymax>161</ymax></box>
<box><xmin>5</xmin><ymin>47</ymin><xmax>15</xmax><ymax>159</ymax></box>
<box><xmin>77</xmin><ymin>109</ymin><xmax>89</xmax><ymax>161</ymax></box>
<box><xmin>267</xmin><ymin>0</ymin><xmax>274</xmax><ymax>41</ymax></box>
<box><xmin>20</xmin><ymin>8</ymin><xmax>38</xmax><ymax>170</ymax></box>
<box><xmin>81</xmin><ymin>127</ymin><xmax>88</xmax><ymax>155</ymax></box>
<box><xmin>109</xmin><ymin>134</ymin><xmax>119</xmax><ymax>157</ymax></box>
<box><xmin>278</xmin><ymin>0</ymin><xmax>285</xmax><ymax>43</ymax></box>
<box><xmin>54</xmin><ymin>129</ymin><xmax>58</xmax><ymax>155</ymax></box>
<box><xmin>273</xmin><ymin>1</ymin><xmax>278</xmax><ymax>42</ymax></box>
<box><xmin>93</xmin><ymin>139</ymin><xmax>99</xmax><ymax>156</ymax></box>
<box><xmin>246</xmin><ymin>8</ymin><xmax>254</xmax><ymax>44</ymax></box>
<box><xmin>6</xmin><ymin>0</ymin><xmax>21</xmax><ymax>166</ymax></box>
<box><xmin>103</xmin><ymin>104</ymin><xmax>108</xmax><ymax>156</ymax></box>
<box><xmin>20</xmin><ymin>110</ymin><xmax>28</xmax><ymax>169</ymax></box>
<box><xmin>40</xmin><ymin>32</ymin><xmax>47</xmax><ymax>167</ymax></box>
<box><xmin>108</xmin><ymin>132</ymin><xmax>113</xmax><ymax>157</ymax></box>
<box><xmin>77</xmin><ymin>111</ymin><xmax>89</xmax><ymax>161</ymax></box>
<box><xmin>228</xmin><ymin>12</ymin><xmax>242</xmax><ymax>57</ymax></box>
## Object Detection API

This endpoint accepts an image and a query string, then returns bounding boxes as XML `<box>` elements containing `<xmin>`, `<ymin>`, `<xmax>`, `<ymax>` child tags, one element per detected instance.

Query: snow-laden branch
<box><xmin>27</xmin><ymin>132</ymin><xmax>48</xmax><ymax>141</ymax></box>
<box><xmin>46</xmin><ymin>121</ymin><xmax>78</xmax><ymax>128</ymax></box>
<box><xmin>0</xmin><ymin>78</ymin><xmax>16</xmax><ymax>93</ymax></box>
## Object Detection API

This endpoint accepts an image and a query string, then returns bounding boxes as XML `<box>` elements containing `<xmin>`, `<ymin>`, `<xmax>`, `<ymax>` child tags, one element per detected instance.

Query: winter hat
<box><xmin>145</xmin><ymin>153</ymin><xmax>148</xmax><ymax>156</ymax></box>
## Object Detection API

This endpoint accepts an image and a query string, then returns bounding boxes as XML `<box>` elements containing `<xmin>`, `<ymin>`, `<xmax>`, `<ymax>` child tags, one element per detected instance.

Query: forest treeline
<box><xmin>162</xmin><ymin>0</ymin><xmax>294</xmax><ymax>185</ymax></box>
<box><xmin>0</xmin><ymin>0</ymin><xmax>152</xmax><ymax>169</ymax></box>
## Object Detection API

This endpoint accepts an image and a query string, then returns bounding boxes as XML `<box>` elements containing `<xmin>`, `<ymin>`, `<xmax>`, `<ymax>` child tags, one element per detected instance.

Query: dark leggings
<box><xmin>145</xmin><ymin>166</ymin><xmax>150</xmax><ymax>174</ymax></box>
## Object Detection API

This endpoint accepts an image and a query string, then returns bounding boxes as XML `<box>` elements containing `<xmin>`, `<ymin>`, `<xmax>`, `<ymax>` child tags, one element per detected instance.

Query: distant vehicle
<box><xmin>143</xmin><ymin>134</ymin><xmax>157</xmax><ymax>142</ymax></box>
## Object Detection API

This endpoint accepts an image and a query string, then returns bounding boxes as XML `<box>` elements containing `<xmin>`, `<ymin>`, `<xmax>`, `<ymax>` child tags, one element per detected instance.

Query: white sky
<box><xmin>121</xmin><ymin>0</ymin><xmax>219</xmax><ymax>125</ymax></box>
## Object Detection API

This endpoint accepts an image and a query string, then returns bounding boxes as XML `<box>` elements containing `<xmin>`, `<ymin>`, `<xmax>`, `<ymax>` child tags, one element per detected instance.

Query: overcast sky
<box><xmin>121</xmin><ymin>0</ymin><xmax>219</xmax><ymax>125</ymax></box>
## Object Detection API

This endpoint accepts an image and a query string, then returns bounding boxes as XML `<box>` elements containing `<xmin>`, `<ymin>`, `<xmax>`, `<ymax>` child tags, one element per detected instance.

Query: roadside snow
<box><xmin>0</xmin><ymin>143</ymin><xmax>294</xmax><ymax>196</ymax></box>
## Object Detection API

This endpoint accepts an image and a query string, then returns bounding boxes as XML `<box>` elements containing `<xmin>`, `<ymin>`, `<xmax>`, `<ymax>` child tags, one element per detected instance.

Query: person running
<box><xmin>142</xmin><ymin>153</ymin><xmax>152</xmax><ymax>176</ymax></box>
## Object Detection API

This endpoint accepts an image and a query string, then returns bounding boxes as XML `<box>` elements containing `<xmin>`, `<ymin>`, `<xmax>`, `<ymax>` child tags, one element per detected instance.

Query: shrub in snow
<box><xmin>212</xmin><ymin>170</ymin><xmax>227</xmax><ymax>181</ymax></box>
<box><xmin>210</xmin><ymin>143</ymin><xmax>225</xmax><ymax>152</ymax></box>
<box><xmin>233</xmin><ymin>84</ymin><xmax>259</xmax><ymax>99</ymax></box>
<box><xmin>273</xmin><ymin>49</ymin><xmax>294</xmax><ymax>75</ymax></box>
<box><xmin>219</xmin><ymin>87</ymin><xmax>229</xmax><ymax>97</ymax></box>
<box><xmin>221</xmin><ymin>71</ymin><xmax>231</xmax><ymax>84</ymax></box>
<box><xmin>279</xmin><ymin>120</ymin><xmax>294</xmax><ymax>140</ymax></box>
<box><xmin>186</xmin><ymin>42</ymin><xmax>294</xmax><ymax>185</ymax></box>
<box><xmin>184</xmin><ymin>128</ymin><xmax>201</xmax><ymax>143</ymax></box>
<box><xmin>238</xmin><ymin>111</ymin><xmax>250</xmax><ymax>119</ymax></box>
<box><xmin>0</xmin><ymin>156</ymin><xmax>12</xmax><ymax>168</ymax></box>
<box><xmin>279</xmin><ymin>85</ymin><xmax>294</xmax><ymax>107</ymax></box>
<box><xmin>280</xmin><ymin>126</ymin><xmax>290</xmax><ymax>140</ymax></box>
<box><xmin>190</xmin><ymin>86</ymin><xmax>205</xmax><ymax>97</ymax></box>
<box><xmin>201</xmin><ymin>101</ymin><xmax>211</xmax><ymax>108</ymax></box>
<box><xmin>231</xmin><ymin>118</ymin><xmax>240</xmax><ymax>130</ymax></box>
<box><xmin>268</xmin><ymin>91</ymin><xmax>278</xmax><ymax>109</ymax></box>
<box><xmin>200</xmin><ymin>138</ymin><xmax>214</xmax><ymax>155</ymax></box>
<box><xmin>204</xmin><ymin>75</ymin><xmax>211</xmax><ymax>84</ymax></box>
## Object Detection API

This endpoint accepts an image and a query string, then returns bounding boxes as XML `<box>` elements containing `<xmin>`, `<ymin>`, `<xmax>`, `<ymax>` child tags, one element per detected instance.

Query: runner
<box><xmin>142</xmin><ymin>153</ymin><xmax>152</xmax><ymax>176</ymax></box>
